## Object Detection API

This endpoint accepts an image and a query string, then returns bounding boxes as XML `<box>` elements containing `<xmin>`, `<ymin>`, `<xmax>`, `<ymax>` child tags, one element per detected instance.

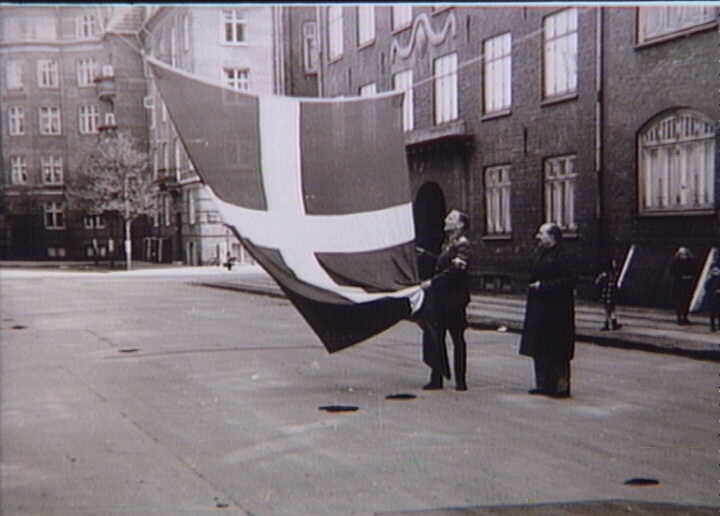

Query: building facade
<box><xmin>316</xmin><ymin>5</ymin><xmax>718</xmax><ymax>307</ymax></box>
<box><xmin>0</xmin><ymin>5</ymin><xmax>148</xmax><ymax>260</ymax></box>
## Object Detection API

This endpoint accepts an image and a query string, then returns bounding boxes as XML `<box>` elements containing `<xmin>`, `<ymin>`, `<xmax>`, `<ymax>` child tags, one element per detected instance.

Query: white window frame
<box><xmin>357</xmin><ymin>5</ymin><xmax>375</xmax><ymax>47</ymax></box>
<box><xmin>84</xmin><ymin>214</ymin><xmax>105</xmax><ymax>229</ymax></box>
<box><xmin>224</xmin><ymin>67</ymin><xmax>250</xmax><ymax>91</ymax></box>
<box><xmin>79</xmin><ymin>105</ymin><xmax>99</xmax><ymax>134</ymax></box>
<box><xmin>638</xmin><ymin>110</ymin><xmax>715</xmax><ymax>213</ymax></box>
<box><xmin>328</xmin><ymin>6</ymin><xmax>344</xmax><ymax>62</ymax></box>
<box><xmin>41</xmin><ymin>156</ymin><xmax>64</xmax><ymax>185</ymax></box>
<box><xmin>188</xmin><ymin>190</ymin><xmax>196</xmax><ymax>225</ymax></box>
<box><xmin>544</xmin><ymin>155</ymin><xmax>577</xmax><ymax>232</ymax></box>
<box><xmin>6</xmin><ymin>60</ymin><xmax>23</xmax><ymax>90</ymax></box>
<box><xmin>433</xmin><ymin>52</ymin><xmax>458</xmax><ymax>125</ymax></box>
<box><xmin>77</xmin><ymin>57</ymin><xmax>97</xmax><ymax>87</ymax></box>
<box><xmin>302</xmin><ymin>21</ymin><xmax>320</xmax><ymax>74</ymax></box>
<box><xmin>638</xmin><ymin>5</ymin><xmax>716</xmax><ymax>43</ymax></box>
<box><xmin>9</xmin><ymin>106</ymin><xmax>25</xmax><ymax>135</ymax></box>
<box><xmin>37</xmin><ymin>59</ymin><xmax>59</xmax><ymax>88</ymax></box>
<box><xmin>10</xmin><ymin>156</ymin><xmax>28</xmax><ymax>185</ymax></box>
<box><xmin>483</xmin><ymin>33</ymin><xmax>512</xmax><ymax>114</ymax></box>
<box><xmin>174</xmin><ymin>138</ymin><xmax>182</xmax><ymax>180</ymax></box>
<box><xmin>484</xmin><ymin>165</ymin><xmax>512</xmax><ymax>235</ymax></box>
<box><xmin>183</xmin><ymin>14</ymin><xmax>191</xmax><ymax>51</ymax></box>
<box><xmin>222</xmin><ymin>9</ymin><xmax>246</xmax><ymax>45</ymax></box>
<box><xmin>76</xmin><ymin>14</ymin><xmax>97</xmax><ymax>39</ymax></box>
<box><xmin>392</xmin><ymin>5</ymin><xmax>412</xmax><ymax>31</ymax></box>
<box><xmin>44</xmin><ymin>201</ymin><xmax>65</xmax><ymax>229</ymax></box>
<box><xmin>164</xmin><ymin>195</ymin><xmax>171</xmax><ymax>226</ymax></box>
<box><xmin>170</xmin><ymin>26</ymin><xmax>178</xmax><ymax>67</ymax></box>
<box><xmin>39</xmin><ymin>106</ymin><xmax>61</xmax><ymax>135</ymax></box>
<box><xmin>359</xmin><ymin>82</ymin><xmax>376</xmax><ymax>96</ymax></box>
<box><xmin>543</xmin><ymin>8</ymin><xmax>578</xmax><ymax>99</ymax></box>
<box><xmin>393</xmin><ymin>69</ymin><xmax>414</xmax><ymax>132</ymax></box>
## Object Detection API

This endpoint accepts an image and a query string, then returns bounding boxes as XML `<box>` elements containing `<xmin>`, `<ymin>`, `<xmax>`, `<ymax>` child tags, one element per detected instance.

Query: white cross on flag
<box><xmin>147</xmin><ymin>58</ymin><xmax>424</xmax><ymax>352</ymax></box>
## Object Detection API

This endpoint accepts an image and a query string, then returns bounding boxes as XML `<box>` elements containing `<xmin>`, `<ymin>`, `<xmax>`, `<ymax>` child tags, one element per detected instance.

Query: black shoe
<box><xmin>422</xmin><ymin>382</ymin><xmax>443</xmax><ymax>390</ymax></box>
<box><xmin>600</xmin><ymin>324</ymin><xmax>610</xmax><ymax>331</ymax></box>
<box><xmin>548</xmin><ymin>391</ymin><xmax>571</xmax><ymax>399</ymax></box>
<box><xmin>455</xmin><ymin>382</ymin><xmax>467</xmax><ymax>391</ymax></box>
<box><xmin>528</xmin><ymin>388</ymin><xmax>547</xmax><ymax>395</ymax></box>
<box><xmin>611</xmin><ymin>322</ymin><xmax>623</xmax><ymax>330</ymax></box>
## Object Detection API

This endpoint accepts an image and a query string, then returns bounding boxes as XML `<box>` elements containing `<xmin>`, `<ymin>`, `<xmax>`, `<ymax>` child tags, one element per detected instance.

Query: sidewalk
<box><xmin>197</xmin><ymin>271</ymin><xmax>720</xmax><ymax>362</ymax></box>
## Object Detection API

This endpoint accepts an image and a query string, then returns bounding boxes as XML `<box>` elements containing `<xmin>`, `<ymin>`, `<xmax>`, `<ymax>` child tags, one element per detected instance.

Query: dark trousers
<box><xmin>427</xmin><ymin>325</ymin><xmax>467</xmax><ymax>386</ymax></box>
<box><xmin>533</xmin><ymin>356</ymin><xmax>571</xmax><ymax>395</ymax></box>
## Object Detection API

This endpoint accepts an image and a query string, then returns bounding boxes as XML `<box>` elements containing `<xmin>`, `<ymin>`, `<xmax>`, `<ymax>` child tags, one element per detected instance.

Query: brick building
<box><xmin>316</xmin><ymin>5</ymin><xmax>718</xmax><ymax>307</ymax></box>
<box><xmin>0</xmin><ymin>5</ymin><xmax>148</xmax><ymax>260</ymax></box>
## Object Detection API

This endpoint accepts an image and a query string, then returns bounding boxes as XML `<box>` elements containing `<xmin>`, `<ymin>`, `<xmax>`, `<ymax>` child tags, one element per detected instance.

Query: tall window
<box><xmin>10</xmin><ymin>156</ymin><xmax>28</xmax><ymax>184</ymax></box>
<box><xmin>188</xmin><ymin>191</ymin><xmax>196</xmax><ymax>225</ymax></box>
<box><xmin>174</xmin><ymin>138</ymin><xmax>182</xmax><ymax>179</ymax></box>
<box><xmin>393</xmin><ymin>70</ymin><xmax>414</xmax><ymax>132</ymax></box>
<box><xmin>9</xmin><ymin>107</ymin><xmax>25</xmax><ymax>135</ymax></box>
<box><xmin>222</xmin><ymin>9</ymin><xmax>246</xmax><ymax>44</ymax></box>
<box><xmin>544</xmin><ymin>155</ymin><xmax>577</xmax><ymax>231</ymax></box>
<box><xmin>39</xmin><ymin>107</ymin><xmax>61</xmax><ymax>135</ymax></box>
<box><xmin>483</xmin><ymin>33</ymin><xmax>512</xmax><ymax>114</ymax></box>
<box><xmin>37</xmin><ymin>59</ymin><xmax>58</xmax><ymax>88</ymax></box>
<box><xmin>42</xmin><ymin>156</ymin><xmax>63</xmax><ymax>185</ymax></box>
<box><xmin>357</xmin><ymin>5</ymin><xmax>375</xmax><ymax>46</ymax></box>
<box><xmin>392</xmin><ymin>5</ymin><xmax>412</xmax><ymax>31</ymax></box>
<box><xmin>434</xmin><ymin>53</ymin><xmax>458</xmax><ymax>125</ymax></box>
<box><xmin>76</xmin><ymin>14</ymin><xmax>97</xmax><ymax>39</ymax></box>
<box><xmin>170</xmin><ymin>26</ymin><xmax>178</xmax><ymax>67</ymax></box>
<box><xmin>77</xmin><ymin>57</ymin><xmax>97</xmax><ymax>87</ymax></box>
<box><xmin>164</xmin><ymin>195</ymin><xmax>171</xmax><ymax>226</ymax></box>
<box><xmin>638</xmin><ymin>5</ymin><xmax>716</xmax><ymax>43</ymax></box>
<box><xmin>543</xmin><ymin>8</ymin><xmax>577</xmax><ymax>99</ymax></box>
<box><xmin>359</xmin><ymin>82</ymin><xmax>376</xmax><ymax>96</ymax></box>
<box><xmin>224</xmin><ymin>68</ymin><xmax>250</xmax><ymax>91</ymax></box>
<box><xmin>6</xmin><ymin>60</ymin><xmax>23</xmax><ymax>90</ymax></box>
<box><xmin>79</xmin><ymin>105</ymin><xmax>99</xmax><ymax>134</ymax></box>
<box><xmin>183</xmin><ymin>14</ymin><xmax>191</xmax><ymax>51</ymax></box>
<box><xmin>485</xmin><ymin>165</ymin><xmax>512</xmax><ymax>235</ymax></box>
<box><xmin>328</xmin><ymin>6</ymin><xmax>344</xmax><ymax>61</ymax></box>
<box><xmin>639</xmin><ymin>110</ymin><xmax>715</xmax><ymax>213</ymax></box>
<box><xmin>44</xmin><ymin>201</ymin><xmax>65</xmax><ymax>229</ymax></box>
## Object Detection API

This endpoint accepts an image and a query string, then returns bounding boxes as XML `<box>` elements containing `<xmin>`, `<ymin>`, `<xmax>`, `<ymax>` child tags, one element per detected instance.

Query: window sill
<box><xmin>481</xmin><ymin>109</ymin><xmax>512</xmax><ymax>122</ymax></box>
<box><xmin>635</xmin><ymin>20</ymin><xmax>717</xmax><ymax>49</ymax></box>
<box><xmin>357</xmin><ymin>39</ymin><xmax>375</xmax><ymax>50</ymax></box>
<box><xmin>391</xmin><ymin>24</ymin><xmax>412</xmax><ymax>35</ymax></box>
<box><xmin>482</xmin><ymin>234</ymin><xmax>512</xmax><ymax>241</ymax></box>
<box><xmin>541</xmin><ymin>92</ymin><xmax>578</xmax><ymax>107</ymax></box>
<box><xmin>328</xmin><ymin>55</ymin><xmax>343</xmax><ymax>65</ymax></box>
<box><xmin>638</xmin><ymin>208</ymin><xmax>716</xmax><ymax>217</ymax></box>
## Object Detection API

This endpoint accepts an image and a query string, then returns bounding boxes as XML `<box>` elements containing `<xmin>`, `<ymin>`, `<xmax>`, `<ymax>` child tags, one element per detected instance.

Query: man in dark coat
<box><xmin>669</xmin><ymin>246</ymin><xmax>696</xmax><ymax>325</ymax></box>
<box><xmin>519</xmin><ymin>222</ymin><xmax>577</xmax><ymax>399</ymax></box>
<box><xmin>416</xmin><ymin>209</ymin><xmax>472</xmax><ymax>391</ymax></box>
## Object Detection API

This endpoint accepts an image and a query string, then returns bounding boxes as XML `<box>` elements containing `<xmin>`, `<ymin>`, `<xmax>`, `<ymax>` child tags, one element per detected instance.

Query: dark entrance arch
<box><xmin>413</xmin><ymin>182</ymin><xmax>446</xmax><ymax>280</ymax></box>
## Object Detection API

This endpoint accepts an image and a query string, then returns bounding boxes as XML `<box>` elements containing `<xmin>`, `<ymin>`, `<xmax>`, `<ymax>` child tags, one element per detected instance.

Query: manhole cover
<box><xmin>624</xmin><ymin>477</ymin><xmax>660</xmax><ymax>486</ymax></box>
<box><xmin>318</xmin><ymin>405</ymin><xmax>358</xmax><ymax>413</ymax></box>
<box><xmin>386</xmin><ymin>393</ymin><xmax>417</xmax><ymax>400</ymax></box>
<box><xmin>119</xmin><ymin>348</ymin><xmax>140</xmax><ymax>353</ymax></box>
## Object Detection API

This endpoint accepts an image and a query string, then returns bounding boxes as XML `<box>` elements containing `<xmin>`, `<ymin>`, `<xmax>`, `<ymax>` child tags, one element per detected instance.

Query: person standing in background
<box><xmin>669</xmin><ymin>247</ymin><xmax>696</xmax><ymax>325</ymax></box>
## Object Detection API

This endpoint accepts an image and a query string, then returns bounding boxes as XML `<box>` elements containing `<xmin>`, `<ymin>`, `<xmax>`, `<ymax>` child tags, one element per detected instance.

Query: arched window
<box><xmin>638</xmin><ymin>109</ymin><xmax>715</xmax><ymax>213</ymax></box>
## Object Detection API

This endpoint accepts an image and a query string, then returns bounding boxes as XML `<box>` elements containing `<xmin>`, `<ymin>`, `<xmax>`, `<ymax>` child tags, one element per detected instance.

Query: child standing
<box><xmin>595</xmin><ymin>259</ymin><xmax>622</xmax><ymax>331</ymax></box>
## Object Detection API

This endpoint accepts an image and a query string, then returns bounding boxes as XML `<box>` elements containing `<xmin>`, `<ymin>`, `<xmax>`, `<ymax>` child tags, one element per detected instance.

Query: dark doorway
<box><xmin>413</xmin><ymin>182</ymin><xmax>446</xmax><ymax>280</ymax></box>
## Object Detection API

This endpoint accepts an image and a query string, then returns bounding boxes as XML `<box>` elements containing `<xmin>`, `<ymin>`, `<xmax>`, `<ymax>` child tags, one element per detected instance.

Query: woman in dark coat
<box><xmin>519</xmin><ymin>222</ymin><xmax>577</xmax><ymax>399</ymax></box>
<box><xmin>669</xmin><ymin>247</ymin><xmax>696</xmax><ymax>325</ymax></box>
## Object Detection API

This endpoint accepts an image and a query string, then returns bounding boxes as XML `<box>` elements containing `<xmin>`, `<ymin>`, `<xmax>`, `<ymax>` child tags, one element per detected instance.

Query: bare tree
<box><xmin>67</xmin><ymin>131</ymin><xmax>157</xmax><ymax>270</ymax></box>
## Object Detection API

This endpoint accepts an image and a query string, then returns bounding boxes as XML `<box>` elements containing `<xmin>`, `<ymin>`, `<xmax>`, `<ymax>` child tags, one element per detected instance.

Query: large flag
<box><xmin>147</xmin><ymin>57</ymin><xmax>424</xmax><ymax>353</ymax></box>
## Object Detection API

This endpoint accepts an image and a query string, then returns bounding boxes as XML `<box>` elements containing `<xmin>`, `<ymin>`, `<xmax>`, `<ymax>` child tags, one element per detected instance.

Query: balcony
<box><xmin>94</xmin><ymin>65</ymin><xmax>116</xmax><ymax>101</ymax></box>
<box><xmin>405</xmin><ymin>119</ymin><xmax>473</xmax><ymax>148</ymax></box>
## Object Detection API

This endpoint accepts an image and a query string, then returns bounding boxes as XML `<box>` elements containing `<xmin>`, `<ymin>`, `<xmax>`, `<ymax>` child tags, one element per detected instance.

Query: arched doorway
<box><xmin>413</xmin><ymin>182</ymin><xmax>446</xmax><ymax>280</ymax></box>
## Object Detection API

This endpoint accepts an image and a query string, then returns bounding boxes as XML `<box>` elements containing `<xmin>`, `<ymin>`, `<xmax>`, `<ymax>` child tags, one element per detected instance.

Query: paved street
<box><xmin>1</xmin><ymin>270</ymin><xmax>717</xmax><ymax>515</ymax></box>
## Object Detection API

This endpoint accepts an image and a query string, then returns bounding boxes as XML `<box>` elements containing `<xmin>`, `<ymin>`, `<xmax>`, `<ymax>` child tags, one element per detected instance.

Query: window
<box><xmin>39</xmin><ymin>107</ymin><xmax>61</xmax><ymax>135</ymax></box>
<box><xmin>77</xmin><ymin>57</ymin><xmax>97</xmax><ymax>87</ymax></box>
<box><xmin>485</xmin><ymin>165</ymin><xmax>512</xmax><ymax>235</ymax></box>
<box><xmin>544</xmin><ymin>155</ymin><xmax>577</xmax><ymax>231</ymax></box>
<box><xmin>37</xmin><ymin>59</ymin><xmax>59</xmax><ymax>88</ymax></box>
<box><xmin>357</xmin><ymin>5</ymin><xmax>375</xmax><ymax>46</ymax></box>
<box><xmin>433</xmin><ymin>53</ymin><xmax>458</xmax><ymax>125</ymax></box>
<box><xmin>183</xmin><ymin>14</ymin><xmax>191</xmax><ymax>51</ymax></box>
<box><xmin>170</xmin><ymin>26</ymin><xmax>177</xmax><ymax>67</ymax></box>
<box><xmin>76</xmin><ymin>14</ymin><xmax>97</xmax><ymax>39</ymax></box>
<box><xmin>48</xmin><ymin>247</ymin><xmax>66</xmax><ymax>258</ymax></box>
<box><xmin>84</xmin><ymin>214</ymin><xmax>105</xmax><ymax>229</ymax></box>
<box><xmin>44</xmin><ymin>201</ymin><xmax>65</xmax><ymax>229</ymax></box>
<box><xmin>9</xmin><ymin>107</ymin><xmax>25</xmax><ymax>135</ymax></box>
<box><xmin>302</xmin><ymin>22</ymin><xmax>319</xmax><ymax>74</ymax></box>
<box><xmin>164</xmin><ymin>195</ymin><xmax>171</xmax><ymax>226</ymax></box>
<box><xmin>393</xmin><ymin>70</ymin><xmax>414</xmax><ymax>131</ymax></box>
<box><xmin>188</xmin><ymin>191</ymin><xmax>196</xmax><ymax>225</ymax></box>
<box><xmin>392</xmin><ymin>5</ymin><xmax>412</xmax><ymax>31</ymax></box>
<box><xmin>79</xmin><ymin>105</ymin><xmax>99</xmax><ymax>134</ymax></box>
<box><xmin>6</xmin><ymin>60</ymin><xmax>23</xmax><ymax>90</ymax></box>
<box><xmin>638</xmin><ymin>5</ymin><xmax>716</xmax><ymax>43</ymax></box>
<box><xmin>328</xmin><ymin>6</ymin><xmax>344</xmax><ymax>61</ymax></box>
<box><xmin>42</xmin><ymin>156</ymin><xmax>64</xmax><ymax>185</ymax></box>
<box><xmin>543</xmin><ymin>8</ymin><xmax>577</xmax><ymax>99</ymax></box>
<box><xmin>10</xmin><ymin>156</ymin><xmax>28</xmax><ymax>184</ymax></box>
<box><xmin>359</xmin><ymin>82</ymin><xmax>376</xmax><ymax>96</ymax></box>
<box><xmin>483</xmin><ymin>33</ymin><xmax>512</xmax><ymax>114</ymax></box>
<box><xmin>161</xmin><ymin>141</ymin><xmax>169</xmax><ymax>172</ymax></box>
<box><xmin>174</xmin><ymin>138</ymin><xmax>182</xmax><ymax>179</ymax></box>
<box><xmin>222</xmin><ymin>9</ymin><xmax>246</xmax><ymax>44</ymax></box>
<box><xmin>224</xmin><ymin>68</ymin><xmax>249</xmax><ymax>91</ymax></box>
<box><xmin>639</xmin><ymin>110</ymin><xmax>715</xmax><ymax>213</ymax></box>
